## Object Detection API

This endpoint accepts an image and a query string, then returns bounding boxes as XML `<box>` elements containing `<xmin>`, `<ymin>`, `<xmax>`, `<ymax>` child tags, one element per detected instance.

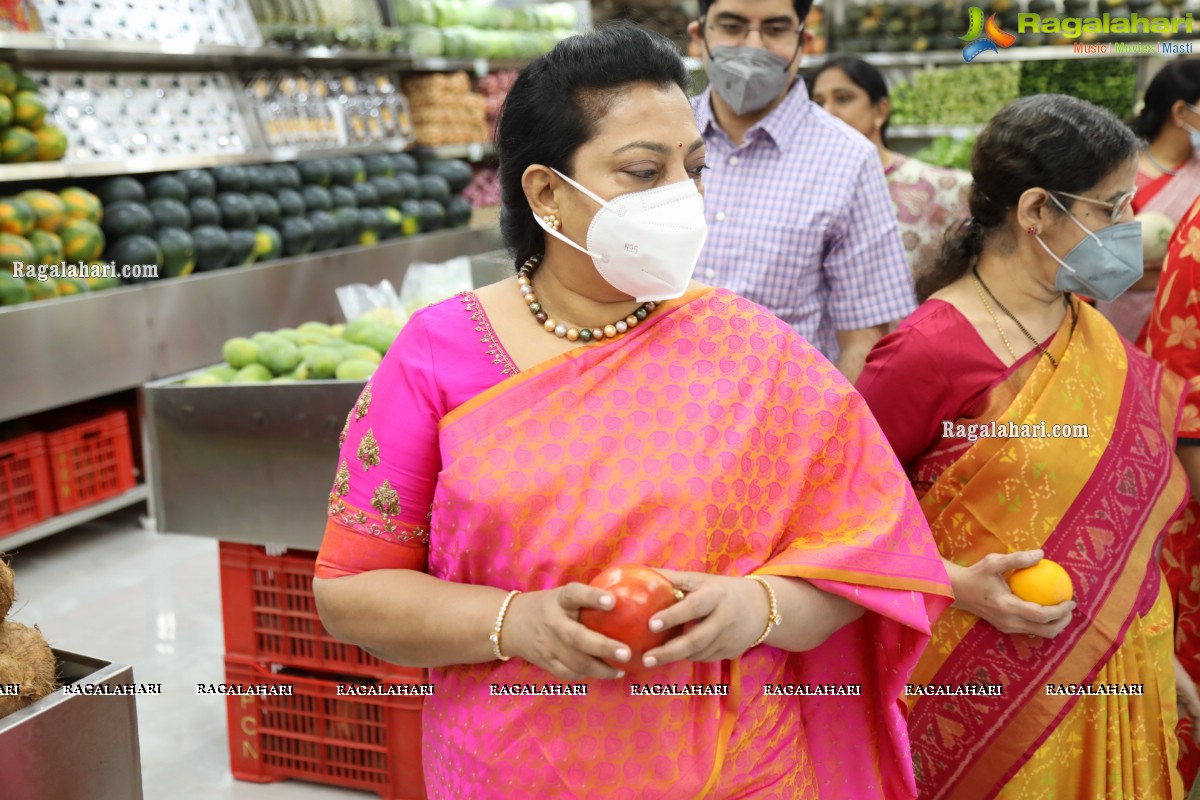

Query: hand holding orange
<box><xmin>1007</xmin><ymin>558</ymin><xmax>1073</xmax><ymax>606</ymax></box>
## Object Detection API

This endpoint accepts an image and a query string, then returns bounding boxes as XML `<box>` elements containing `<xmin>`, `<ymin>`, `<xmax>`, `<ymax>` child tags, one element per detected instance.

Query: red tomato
<box><xmin>578</xmin><ymin>564</ymin><xmax>684</xmax><ymax>669</ymax></box>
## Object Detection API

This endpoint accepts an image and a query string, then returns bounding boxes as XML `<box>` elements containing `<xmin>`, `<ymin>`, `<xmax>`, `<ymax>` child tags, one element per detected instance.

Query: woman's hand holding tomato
<box><xmin>502</xmin><ymin>585</ymin><xmax>632</xmax><ymax>682</ymax></box>
<box><xmin>639</xmin><ymin>569</ymin><xmax>770</xmax><ymax>668</ymax></box>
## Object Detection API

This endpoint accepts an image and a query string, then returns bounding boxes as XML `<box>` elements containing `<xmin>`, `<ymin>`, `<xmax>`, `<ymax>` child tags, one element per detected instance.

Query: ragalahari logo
<box><xmin>962</xmin><ymin>7</ymin><xmax>1017</xmax><ymax>62</ymax></box>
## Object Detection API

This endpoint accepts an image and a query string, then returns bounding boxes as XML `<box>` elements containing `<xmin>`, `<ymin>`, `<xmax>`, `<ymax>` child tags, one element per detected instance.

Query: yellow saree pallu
<box><xmin>416</xmin><ymin>288</ymin><xmax>952</xmax><ymax>799</ymax></box>
<box><xmin>906</xmin><ymin>300</ymin><xmax>1189</xmax><ymax>799</ymax></box>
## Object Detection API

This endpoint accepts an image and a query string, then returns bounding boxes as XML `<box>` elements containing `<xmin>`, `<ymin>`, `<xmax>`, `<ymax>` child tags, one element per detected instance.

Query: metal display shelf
<box><xmin>0</xmin><ymin>486</ymin><xmax>149</xmax><ymax>551</ymax></box>
<box><xmin>0</xmin><ymin>226</ymin><xmax>504</xmax><ymax>424</ymax></box>
<box><xmin>415</xmin><ymin>142</ymin><xmax>497</xmax><ymax>162</ymax></box>
<box><xmin>0</xmin><ymin>140</ymin><xmax>419</xmax><ymax>183</ymax></box>
<box><xmin>804</xmin><ymin>43</ymin><xmax>1178</xmax><ymax>68</ymax></box>
<box><xmin>889</xmin><ymin>124</ymin><xmax>984</xmax><ymax>139</ymax></box>
<box><xmin>0</xmin><ymin>32</ymin><xmax>539</xmax><ymax>72</ymax></box>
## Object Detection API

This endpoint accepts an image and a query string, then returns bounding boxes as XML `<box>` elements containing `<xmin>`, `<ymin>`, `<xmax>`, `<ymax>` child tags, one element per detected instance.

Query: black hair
<box><xmin>808</xmin><ymin>55</ymin><xmax>890</xmax><ymax>145</ymax></box>
<box><xmin>495</xmin><ymin>21</ymin><xmax>690</xmax><ymax>269</ymax></box>
<box><xmin>918</xmin><ymin>94</ymin><xmax>1140</xmax><ymax>302</ymax></box>
<box><xmin>1129</xmin><ymin>60</ymin><xmax>1200</xmax><ymax>141</ymax></box>
<box><xmin>698</xmin><ymin>0</ymin><xmax>815</xmax><ymax>26</ymax></box>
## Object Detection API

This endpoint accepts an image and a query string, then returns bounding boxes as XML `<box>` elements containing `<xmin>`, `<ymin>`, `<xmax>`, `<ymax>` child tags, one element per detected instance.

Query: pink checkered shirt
<box><xmin>693</xmin><ymin>80</ymin><xmax>916</xmax><ymax>361</ymax></box>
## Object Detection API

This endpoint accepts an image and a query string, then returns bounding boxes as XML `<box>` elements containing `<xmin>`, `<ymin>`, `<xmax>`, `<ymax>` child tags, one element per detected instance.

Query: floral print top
<box><xmin>885</xmin><ymin>153</ymin><xmax>972</xmax><ymax>279</ymax></box>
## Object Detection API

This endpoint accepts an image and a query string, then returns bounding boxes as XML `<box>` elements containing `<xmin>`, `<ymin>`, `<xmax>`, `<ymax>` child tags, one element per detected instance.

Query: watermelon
<box><xmin>192</xmin><ymin>225</ymin><xmax>232</xmax><ymax>271</ymax></box>
<box><xmin>276</xmin><ymin>188</ymin><xmax>306</xmax><ymax>218</ymax></box>
<box><xmin>18</xmin><ymin>189</ymin><xmax>66</xmax><ymax>234</ymax></box>
<box><xmin>329</xmin><ymin>158</ymin><xmax>356</xmax><ymax>187</ymax></box>
<box><xmin>370</xmin><ymin>177</ymin><xmax>404</xmax><ymax>207</ymax></box>
<box><xmin>178</xmin><ymin>169</ymin><xmax>216</xmax><ymax>199</ymax></box>
<box><xmin>445</xmin><ymin>196</ymin><xmax>473</xmax><ymax>228</ymax></box>
<box><xmin>0</xmin><ymin>197</ymin><xmax>35</xmax><ymax>236</ymax></box>
<box><xmin>331</xmin><ymin>186</ymin><xmax>358</xmax><ymax>209</ymax></box>
<box><xmin>0</xmin><ymin>272</ymin><xmax>31</xmax><ymax>305</ymax></box>
<box><xmin>155</xmin><ymin>227</ymin><xmax>196</xmax><ymax>278</ymax></box>
<box><xmin>28</xmin><ymin>230</ymin><xmax>63</xmax><ymax>265</ymax></box>
<box><xmin>308</xmin><ymin>211</ymin><xmax>340</xmax><ymax>250</ymax></box>
<box><xmin>96</xmin><ymin>176</ymin><xmax>147</xmax><ymax>206</ymax></box>
<box><xmin>281</xmin><ymin>217</ymin><xmax>316</xmax><ymax>256</ymax></box>
<box><xmin>33</xmin><ymin>126</ymin><xmax>67</xmax><ymax>161</ymax></box>
<box><xmin>331</xmin><ymin>207</ymin><xmax>362</xmax><ymax>246</ymax></box>
<box><xmin>364</xmin><ymin>155</ymin><xmax>394</xmax><ymax>178</ymax></box>
<box><xmin>149</xmin><ymin>198</ymin><xmax>191</xmax><ymax>230</ymax></box>
<box><xmin>213</xmin><ymin>166</ymin><xmax>249</xmax><ymax>193</ymax></box>
<box><xmin>0</xmin><ymin>96</ymin><xmax>13</xmax><ymax>128</ymax></box>
<box><xmin>391</xmin><ymin>153</ymin><xmax>419</xmax><ymax>174</ymax></box>
<box><xmin>59</xmin><ymin>187</ymin><xmax>102</xmax><ymax>224</ymax></box>
<box><xmin>423</xmin><ymin>159</ymin><xmax>474</xmax><ymax>193</ymax></box>
<box><xmin>188</xmin><ymin>197</ymin><xmax>221</xmax><ymax>227</ymax></box>
<box><xmin>253</xmin><ymin>224</ymin><xmax>282</xmax><ymax>261</ymax></box>
<box><xmin>418</xmin><ymin>199</ymin><xmax>447</xmax><ymax>232</ymax></box>
<box><xmin>146</xmin><ymin>174</ymin><xmax>189</xmax><ymax>203</ymax></box>
<box><xmin>379</xmin><ymin>206</ymin><xmax>403</xmax><ymax>240</ymax></box>
<box><xmin>395</xmin><ymin>173</ymin><xmax>421</xmax><ymax>202</ymax></box>
<box><xmin>352</xmin><ymin>183</ymin><xmax>380</xmax><ymax>207</ymax></box>
<box><xmin>302</xmin><ymin>185</ymin><xmax>333</xmax><ymax>213</ymax></box>
<box><xmin>109</xmin><ymin>235</ymin><xmax>162</xmax><ymax>283</ymax></box>
<box><xmin>419</xmin><ymin>175</ymin><xmax>452</xmax><ymax>202</ymax></box>
<box><xmin>0</xmin><ymin>63</ymin><xmax>16</xmax><ymax>97</ymax></box>
<box><xmin>101</xmin><ymin>201</ymin><xmax>155</xmax><ymax>240</ymax></box>
<box><xmin>272</xmin><ymin>163</ymin><xmax>302</xmax><ymax>190</ymax></box>
<box><xmin>1</xmin><ymin>127</ymin><xmax>37</xmax><ymax>163</ymax></box>
<box><xmin>250</xmin><ymin>192</ymin><xmax>282</xmax><ymax>227</ymax></box>
<box><xmin>217</xmin><ymin>193</ymin><xmax>257</xmax><ymax>229</ymax></box>
<box><xmin>60</xmin><ymin>220</ymin><xmax>105</xmax><ymax>262</ymax></box>
<box><xmin>357</xmin><ymin>208</ymin><xmax>383</xmax><ymax>245</ymax></box>
<box><xmin>0</xmin><ymin>233</ymin><xmax>36</xmax><ymax>270</ymax></box>
<box><xmin>12</xmin><ymin>91</ymin><xmax>46</xmax><ymax>130</ymax></box>
<box><xmin>345</xmin><ymin>157</ymin><xmax>367</xmax><ymax>183</ymax></box>
<box><xmin>244</xmin><ymin>165</ymin><xmax>277</xmax><ymax>193</ymax></box>
<box><xmin>228</xmin><ymin>229</ymin><xmax>258</xmax><ymax>266</ymax></box>
<box><xmin>297</xmin><ymin>159</ymin><xmax>332</xmax><ymax>187</ymax></box>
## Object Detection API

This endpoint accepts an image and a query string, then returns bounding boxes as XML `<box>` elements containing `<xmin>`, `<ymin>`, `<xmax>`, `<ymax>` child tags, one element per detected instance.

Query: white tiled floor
<box><xmin>4</xmin><ymin>506</ymin><xmax>365</xmax><ymax>799</ymax></box>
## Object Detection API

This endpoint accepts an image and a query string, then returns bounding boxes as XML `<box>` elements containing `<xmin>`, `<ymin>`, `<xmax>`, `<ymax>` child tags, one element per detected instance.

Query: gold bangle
<box><xmin>489</xmin><ymin>589</ymin><xmax>521</xmax><ymax>661</ymax></box>
<box><xmin>747</xmin><ymin>575</ymin><xmax>782</xmax><ymax>648</ymax></box>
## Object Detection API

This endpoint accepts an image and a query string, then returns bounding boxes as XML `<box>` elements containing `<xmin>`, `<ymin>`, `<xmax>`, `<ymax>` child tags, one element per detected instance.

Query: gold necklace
<box><xmin>971</xmin><ymin>267</ymin><xmax>1072</xmax><ymax>367</ymax></box>
<box><xmin>972</xmin><ymin>274</ymin><xmax>1020</xmax><ymax>363</ymax></box>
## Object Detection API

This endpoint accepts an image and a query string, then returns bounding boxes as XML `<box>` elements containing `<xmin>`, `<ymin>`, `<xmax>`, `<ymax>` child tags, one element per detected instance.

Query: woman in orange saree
<box><xmin>313</xmin><ymin>22</ymin><xmax>951</xmax><ymax>800</ymax></box>
<box><xmin>858</xmin><ymin>95</ymin><xmax>1192</xmax><ymax>799</ymax></box>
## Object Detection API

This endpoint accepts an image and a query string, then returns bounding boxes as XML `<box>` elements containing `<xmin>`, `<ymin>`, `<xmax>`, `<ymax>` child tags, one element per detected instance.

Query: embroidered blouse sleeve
<box><xmin>316</xmin><ymin>310</ymin><xmax>443</xmax><ymax>579</ymax></box>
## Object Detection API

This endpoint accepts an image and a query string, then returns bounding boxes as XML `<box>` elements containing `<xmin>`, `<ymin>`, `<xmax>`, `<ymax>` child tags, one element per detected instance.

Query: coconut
<box><xmin>0</xmin><ymin>558</ymin><xmax>12</xmax><ymax>622</ymax></box>
<box><xmin>1137</xmin><ymin>211</ymin><xmax>1177</xmax><ymax>266</ymax></box>
<box><xmin>0</xmin><ymin>620</ymin><xmax>58</xmax><ymax>719</ymax></box>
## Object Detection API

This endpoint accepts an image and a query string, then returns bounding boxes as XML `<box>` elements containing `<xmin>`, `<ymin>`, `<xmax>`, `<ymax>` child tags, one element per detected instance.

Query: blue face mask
<box><xmin>1033</xmin><ymin>194</ymin><xmax>1143</xmax><ymax>302</ymax></box>
<box><xmin>1183</xmin><ymin>121</ymin><xmax>1200</xmax><ymax>152</ymax></box>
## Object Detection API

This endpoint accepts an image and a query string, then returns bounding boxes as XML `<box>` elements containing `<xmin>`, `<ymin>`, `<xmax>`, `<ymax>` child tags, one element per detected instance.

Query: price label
<box><xmin>467</xmin><ymin>142</ymin><xmax>485</xmax><ymax>162</ymax></box>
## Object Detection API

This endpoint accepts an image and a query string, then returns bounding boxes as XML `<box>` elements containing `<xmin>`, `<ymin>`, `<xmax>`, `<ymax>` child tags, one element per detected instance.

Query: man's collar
<box><xmin>697</xmin><ymin>78</ymin><xmax>811</xmax><ymax>153</ymax></box>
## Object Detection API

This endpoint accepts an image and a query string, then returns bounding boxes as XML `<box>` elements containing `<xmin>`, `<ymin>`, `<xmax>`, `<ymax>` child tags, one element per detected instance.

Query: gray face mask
<box><xmin>705</xmin><ymin>45</ymin><xmax>793</xmax><ymax>115</ymax></box>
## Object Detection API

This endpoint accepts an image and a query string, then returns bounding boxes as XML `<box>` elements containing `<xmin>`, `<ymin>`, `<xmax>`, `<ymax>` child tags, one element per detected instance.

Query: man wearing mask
<box><xmin>689</xmin><ymin>0</ymin><xmax>915</xmax><ymax>381</ymax></box>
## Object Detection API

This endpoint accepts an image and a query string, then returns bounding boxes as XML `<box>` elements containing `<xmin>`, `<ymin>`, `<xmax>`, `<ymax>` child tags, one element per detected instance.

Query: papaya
<box><xmin>0</xmin><ymin>62</ymin><xmax>16</xmax><ymax>96</ymax></box>
<box><xmin>28</xmin><ymin>230</ymin><xmax>63</xmax><ymax>265</ymax></box>
<box><xmin>0</xmin><ymin>233</ymin><xmax>36</xmax><ymax>270</ymax></box>
<box><xmin>59</xmin><ymin>187</ymin><xmax>102</xmax><ymax>225</ymax></box>
<box><xmin>26</xmin><ymin>277</ymin><xmax>58</xmax><ymax>300</ymax></box>
<box><xmin>60</xmin><ymin>220</ymin><xmax>105</xmax><ymax>262</ymax></box>
<box><xmin>33</xmin><ymin>126</ymin><xmax>67</xmax><ymax>161</ymax></box>
<box><xmin>0</xmin><ymin>95</ymin><xmax>11</xmax><ymax>128</ymax></box>
<box><xmin>0</xmin><ymin>197</ymin><xmax>35</xmax><ymax>236</ymax></box>
<box><xmin>56</xmin><ymin>277</ymin><xmax>89</xmax><ymax>296</ymax></box>
<box><xmin>0</xmin><ymin>273</ymin><xmax>31</xmax><ymax>306</ymax></box>
<box><xmin>12</xmin><ymin>91</ymin><xmax>46</xmax><ymax>130</ymax></box>
<box><xmin>0</xmin><ymin>127</ymin><xmax>37</xmax><ymax>163</ymax></box>
<box><xmin>18</xmin><ymin>190</ymin><xmax>67</xmax><ymax>232</ymax></box>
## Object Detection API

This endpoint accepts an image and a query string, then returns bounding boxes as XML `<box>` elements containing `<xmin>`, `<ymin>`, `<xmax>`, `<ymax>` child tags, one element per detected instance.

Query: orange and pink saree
<box><xmin>318</xmin><ymin>287</ymin><xmax>952</xmax><ymax>798</ymax></box>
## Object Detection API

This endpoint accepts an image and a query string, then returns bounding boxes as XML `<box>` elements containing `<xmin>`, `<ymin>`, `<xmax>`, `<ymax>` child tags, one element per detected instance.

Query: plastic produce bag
<box><xmin>398</xmin><ymin>256</ymin><xmax>473</xmax><ymax>316</ymax></box>
<box><xmin>336</xmin><ymin>279</ymin><xmax>408</xmax><ymax>324</ymax></box>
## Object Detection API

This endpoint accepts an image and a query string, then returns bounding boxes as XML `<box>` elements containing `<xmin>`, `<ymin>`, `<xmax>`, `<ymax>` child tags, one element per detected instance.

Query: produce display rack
<box><xmin>0</xmin><ymin>486</ymin><xmax>149</xmax><ymax>551</ymax></box>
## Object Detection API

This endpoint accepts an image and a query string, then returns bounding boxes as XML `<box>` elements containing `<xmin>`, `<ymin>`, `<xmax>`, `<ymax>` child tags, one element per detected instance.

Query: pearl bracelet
<box><xmin>489</xmin><ymin>590</ymin><xmax>522</xmax><ymax>661</ymax></box>
<box><xmin>747</xmin><ymin>575</ymin><xmax>782</xmax><ymax>648</ymax></box>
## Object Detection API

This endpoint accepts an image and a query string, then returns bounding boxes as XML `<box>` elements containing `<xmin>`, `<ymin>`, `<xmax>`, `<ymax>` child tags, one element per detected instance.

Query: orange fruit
<box><xmin>1007</xmin><ymin>559</ymin><xmax>1073</xmax><ymax>605</ymax></box>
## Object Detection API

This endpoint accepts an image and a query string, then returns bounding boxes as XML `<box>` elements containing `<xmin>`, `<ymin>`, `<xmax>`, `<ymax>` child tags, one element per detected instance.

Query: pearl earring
<box><xmin>543</xmin><ymin>214</ymin><xmax>560</xmax><ymax>231</ymax></box>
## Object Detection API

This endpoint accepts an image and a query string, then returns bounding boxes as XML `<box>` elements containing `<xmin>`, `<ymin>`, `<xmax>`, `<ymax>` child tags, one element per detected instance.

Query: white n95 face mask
<box><xmin>533</xmin><ymin>168</ymin><xmax>708</xmax><ymax>302</ymax></box>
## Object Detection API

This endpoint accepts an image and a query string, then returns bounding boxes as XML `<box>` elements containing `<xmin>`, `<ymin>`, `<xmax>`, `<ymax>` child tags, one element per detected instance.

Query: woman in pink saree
<box><xmin>313</xmin><ymin>22</ymin><xmax>951</xmax><ymax>799</ymax></box>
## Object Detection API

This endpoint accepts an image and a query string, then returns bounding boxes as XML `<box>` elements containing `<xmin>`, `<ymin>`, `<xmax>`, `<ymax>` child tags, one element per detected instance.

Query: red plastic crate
<box><xmin>0</xmin><ymin>433</ymin><xmax>55</xmax><ymax>537</ymax></box>
<box><xmin>220</xmin><ymin>542</ymin><xmax>416</xmax><ymax>680</ymax></box>
<box><xmin>224</xmin><ymin>655</ymin><xmax>426</xmax><ymax>799</ymax></box>
<box><xmin>44</xmin><ymin>411</ymin><xmax>136</xmax><ymax>514</ymax></box>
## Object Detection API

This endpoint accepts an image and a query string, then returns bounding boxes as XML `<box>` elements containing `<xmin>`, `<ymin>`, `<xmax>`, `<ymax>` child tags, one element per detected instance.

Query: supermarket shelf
<box><xmin>0</xmin><ymin>485</ymin><xmax>149</xmax><ymax>551</ymax></box>
<box><xmin>0</xmin><ymin>32</ymin><xmax>542</xmax><ymax>72</ymax></box>
<box><xmin>0</xmin><ymin>226</ymin><xmax>504</xmax><ymax>424</ymax></box>
<box><xmin>805</xmin><ymin>43</ymin><xmax>1177</xmax><ymax>68</ymax></box>
<box><xmin>415</xmin><ymin>142</ymin><xmax>496</xmax><ymax>162</ymax></box>
<box><xmin>0</xmin><ymin>140</ymin><xmax>416</xmax><ymax>183</ymax></box>
<box><xmin>889</xmin><ymin>124</ymin><xmax>984</xmax><ymax>139</ymax></box>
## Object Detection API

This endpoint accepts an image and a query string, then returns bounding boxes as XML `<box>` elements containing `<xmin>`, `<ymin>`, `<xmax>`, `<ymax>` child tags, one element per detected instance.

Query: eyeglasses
<box><xmin>705</xmin><ymin>17</ymin><xmax>803</xmax><ymax>47</ymax></box>
<box><xmin>1053</xmin><ymin>188</ymin><xmax>1137</xmax><ymax>224</ymax></box>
